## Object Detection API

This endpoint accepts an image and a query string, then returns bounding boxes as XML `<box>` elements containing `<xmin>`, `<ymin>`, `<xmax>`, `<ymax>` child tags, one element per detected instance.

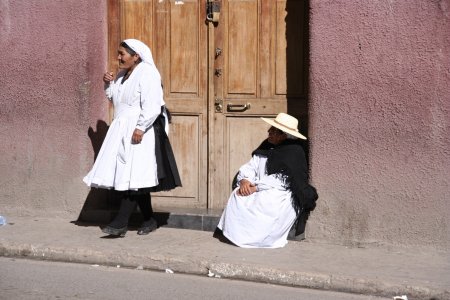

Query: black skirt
<box><xmin>148</xmin><ymin>110</ymin><xmax>182</xmax><ymax>192</ymax></box>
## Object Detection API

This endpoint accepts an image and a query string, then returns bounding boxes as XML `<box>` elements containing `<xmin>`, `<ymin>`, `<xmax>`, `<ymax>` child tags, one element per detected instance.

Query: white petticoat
<box><xmin>83</xmin><ymin>104</ymin><xmax>158</xmax><ymax>191</ymax></box>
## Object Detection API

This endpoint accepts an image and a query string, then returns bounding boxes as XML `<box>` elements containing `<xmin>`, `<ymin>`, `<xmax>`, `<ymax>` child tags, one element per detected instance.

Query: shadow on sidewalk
<box><xmin>72</xmin><ymin>208</ymin><xmax>171</xmax><ymax>232</ymax></box>
<box><xmin>77</xmin><ymin>120</ymin><xmax>175</xmax><ymax>231</ymax></box>
<box><xmin>77</xmin><ymin>120</ymin><xmax>110</xmax><ymax>224</ymax></box>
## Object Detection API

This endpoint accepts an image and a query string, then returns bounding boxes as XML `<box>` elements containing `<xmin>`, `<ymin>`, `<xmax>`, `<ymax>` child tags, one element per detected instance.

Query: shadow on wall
<box><xmin>88</xmin><ymin>120</ymin><xmax>109</xmax><ymax>161</ymax></box>
<box><xmin>76</xmin><ymin>120</ymin><xmax>118</xmax><ymax>224</ymax></box>
<box><xmin>285</xmin><ymin>0</ymin><xmax>316</xmax><ymax>238</ymax></box>
<box><xmin>285</xmin><ymin>0</ymin><xmax>310</xmax><ymax>161</ymax></box>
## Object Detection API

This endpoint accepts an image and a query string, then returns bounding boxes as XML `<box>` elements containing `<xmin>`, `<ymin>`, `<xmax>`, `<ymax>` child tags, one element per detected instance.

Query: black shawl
<box><xmin>252</xmin><ymin>139</ymin><xmax>318</xmax><ymax>215</ymax></box>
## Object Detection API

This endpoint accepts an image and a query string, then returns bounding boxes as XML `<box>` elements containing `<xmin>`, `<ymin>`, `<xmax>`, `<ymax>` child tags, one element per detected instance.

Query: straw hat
<box><xmin>261</xmin><ymin>113</ymin><xmax>307</xmax><ymax>140</ymax></box>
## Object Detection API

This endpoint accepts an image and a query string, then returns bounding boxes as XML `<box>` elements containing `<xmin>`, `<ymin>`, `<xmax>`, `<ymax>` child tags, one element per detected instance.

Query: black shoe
<box><xmin>102</xmin><ymin>225</ymin><xmax>127</xmax><ymax>237</ymax></box>
<box><xmin>137</xmin><ymin>218</ymin><xmax>157</xmax><ymax>235</ymax></box>
<box><xmin>213</xmin><ymin>228</ymin><xmax>234</xmax><ymax>245</ymax></box>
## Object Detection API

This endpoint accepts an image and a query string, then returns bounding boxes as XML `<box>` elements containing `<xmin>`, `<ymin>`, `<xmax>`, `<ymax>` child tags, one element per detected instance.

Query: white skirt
<box><xmin>83</xmin><ymin>105</ymin><xmax>158</xmax><ymax>191</ymax></box>
<box><xmin>217</xmin><ymin>186</ymin><xmax>297</xmax><ymax>248</ymax></box>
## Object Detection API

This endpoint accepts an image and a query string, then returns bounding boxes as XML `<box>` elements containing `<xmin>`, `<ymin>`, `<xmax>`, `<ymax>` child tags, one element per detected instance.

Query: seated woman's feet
<box><xmin>213</xmin><ymin>228</ymin><xmax>235</xmax><ymax>245</ymax></box>
<box><xmin>101</xmin><ymin>225</ymin><xmax>128</xmax><ymax>237</ymax></box>
<box><xmin>137</xmin><ymin>218</ymin><xmax>158</xmax><ymax>235</ymax></box>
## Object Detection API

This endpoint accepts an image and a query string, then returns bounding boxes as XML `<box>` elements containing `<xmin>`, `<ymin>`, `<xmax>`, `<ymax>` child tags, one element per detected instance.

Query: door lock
<box><xmin>206</xmin><ymin>0</ymin><xmax>221</xmax><ymax>23</ymax></box>
<box><xmin>214</xmin><ymin>98</ymin><xmax>223</xmax><ymax>113</ymax></box>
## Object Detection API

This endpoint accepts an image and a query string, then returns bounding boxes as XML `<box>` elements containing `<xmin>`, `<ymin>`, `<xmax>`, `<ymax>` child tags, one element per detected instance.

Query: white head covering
<box><xmin>123</xmin><ymin>39</ymin><xmax>155</xmax><ymax>66</ymax></box>
<box><xmin>121</xmin><ymin>39</ymin><xmax>167</xmax><ymax>134</ymax></box>
<box><xmin>122</xmin><ymin>38</ymin><xmax>162</xmax><ymax>85</ymax></box>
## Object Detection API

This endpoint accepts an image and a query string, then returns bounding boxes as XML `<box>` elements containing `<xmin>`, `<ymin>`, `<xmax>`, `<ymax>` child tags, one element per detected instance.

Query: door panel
<box><xmin>209</xmin><ymin>0</ymin><xmax>304</xmax><ymax>208</ymax></box>
<box><xmin>169</xmin><ymin>2</ymin><xmax>200</xmax><ymax>94</ymax></box>
<box><xmin>152</xmin><ymin>0</ymin><xmax>208</xmax><ymax>208</ymax></box>
<box><xmin>226</xmin><ymin>0</ymin><xmax>258</xmax><ymax>95</ymax></box>
<box><xmin>161</xmin><ymin>115</ymin><xmax>202</xmax><ymax>206</ymax></box>
<box><xmin>226</xmin><ymin>117</ymin><xmax>270</xmax><ymax>186</ymax></box>
<box><xmin>109</xmin><ymin>0</ymin><xmax>208</xmax><ymax>208</ymax></box>
<box><xmin>121</xmin><ymin>1</ymin><xmax>153</xmax><ymax>42</ymax></box>
<box><xmin>276</xmin><ymin>0</ymin><xmax>306</xmax><ymax>96</ymax></box>
<box><xmin>107</xmin><ymin>0</ymin><xmax>308</xmax><ymax>210</ymax></box>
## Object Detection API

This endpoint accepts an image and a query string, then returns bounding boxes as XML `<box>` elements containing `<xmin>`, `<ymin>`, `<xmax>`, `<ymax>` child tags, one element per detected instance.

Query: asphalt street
<box><xmin>0</xmin><ymin>257</ymin><xmax>389</xmax><ymax>300</ymax></box>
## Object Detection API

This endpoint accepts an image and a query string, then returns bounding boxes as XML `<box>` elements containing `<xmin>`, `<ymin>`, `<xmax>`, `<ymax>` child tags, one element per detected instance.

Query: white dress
<box><xmin>83</xmin><ymin>63</ymin><xmax>166</xmax><ymax>191</ymax></box>
<box><xmin>217</xmin><ymin>155</ymin><xmax>297</xmax><ymax>248</ymax></box>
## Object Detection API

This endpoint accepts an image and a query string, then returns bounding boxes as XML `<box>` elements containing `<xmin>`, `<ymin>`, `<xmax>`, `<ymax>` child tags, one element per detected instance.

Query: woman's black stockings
<box><xmin>136</xmin><ymin>193</ymin><xmax>154</xmax><ymax>222</ymax></box>
<box><xmin>108</xmin><ymin>196</ymin><xmax>137</xmax><ymax>229</ymax></box>
<box><xmin>108</xmin><ymin>193</ymin><xmax>154</xmax><ymax>229</ymax></box>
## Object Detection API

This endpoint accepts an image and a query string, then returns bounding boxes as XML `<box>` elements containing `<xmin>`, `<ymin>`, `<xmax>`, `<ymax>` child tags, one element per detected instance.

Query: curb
<box><xmin>1</xmin><ymin>242</ymin><xmax>448</xmax><ymax>300</ymax></box>
<box><xmin>207</xmin><ymin>263</ymin><xmax>448</xmax><ymax>300</ymax></box>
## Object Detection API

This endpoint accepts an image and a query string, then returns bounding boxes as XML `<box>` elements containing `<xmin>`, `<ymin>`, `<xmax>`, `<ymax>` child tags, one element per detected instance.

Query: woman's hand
<box><xmin>132</xmin><ymin>129</ymin><xmax>144</xmax><ymax>144</ymax></box>
<box><xmin>238</xmin><ymin>179</ymin><xmax>257</xmax><ymax>196</ymax></box>
<box><xmin>103</xmin><ymin>71</ymin><xmax>114</xmax><ymax>83</ymax></box>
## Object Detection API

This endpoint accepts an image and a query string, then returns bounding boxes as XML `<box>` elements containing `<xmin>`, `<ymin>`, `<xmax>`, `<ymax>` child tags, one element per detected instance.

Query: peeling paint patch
<box><xmin>78</xmin><ymin>81</ymin><xmax>91</xmax><ymax>97</ymax></box>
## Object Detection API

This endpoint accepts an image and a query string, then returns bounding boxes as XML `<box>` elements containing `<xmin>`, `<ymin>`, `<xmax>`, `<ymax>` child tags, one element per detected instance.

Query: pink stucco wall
<box><xmin>0</xmin><ymin>1</ymin><xmax>108</xmax><ymax>216</ymax></box>
<box><xmin>1</xmin><ymin>0</ymin><xmax>448</xmax><ymax>251</ymax></box>
<box><xmin>308</xmin><ymin>0</ymin><xmax>450</xmax><ymax>250</ymax></box>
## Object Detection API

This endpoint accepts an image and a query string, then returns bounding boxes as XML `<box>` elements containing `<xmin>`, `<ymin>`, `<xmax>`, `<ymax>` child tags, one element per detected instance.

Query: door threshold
<box><xmin>153</xmin><ymin>206</ymin><xmax>222</xmax><ymax>232</ymax></box>
<box><xmin>76</xmin><ymin>207</ymin><xmax>222</xmax><ymax>232</ymax></box>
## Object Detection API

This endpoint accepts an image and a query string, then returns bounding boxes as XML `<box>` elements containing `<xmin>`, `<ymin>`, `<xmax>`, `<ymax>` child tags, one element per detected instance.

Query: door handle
<box><xmin>227</xmin><ymin>103</ymin><xmax>251</xmax><ymax>112</ymax></box>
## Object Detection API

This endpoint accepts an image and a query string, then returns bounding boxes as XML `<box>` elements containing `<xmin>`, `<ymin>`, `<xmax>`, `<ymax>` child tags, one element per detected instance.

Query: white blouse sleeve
<box><xmin>237</xmin><ymin>155</ymin><xmax>261</xmax><ymax>184</ymax></box>
<box><xmin>104</xmin><ymin>83</ymin><xmax>113</xmax><ymax>100</ymax></box>
<box><xmin>135</xmin><ymin>69</ymin><xmax>163</xmax><ymax>132</ymax></box>
<box><xmin>106</xmin><ymin>70</ymin><xmax>126</xmax><ymax>101</ymax></box>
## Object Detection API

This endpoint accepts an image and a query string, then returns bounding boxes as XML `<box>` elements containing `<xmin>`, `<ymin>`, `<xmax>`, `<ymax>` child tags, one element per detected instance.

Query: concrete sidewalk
<box><xmin>0</xmin><ymin>215</ymin><xmax>448</xmax><ymax>300</ymax></box>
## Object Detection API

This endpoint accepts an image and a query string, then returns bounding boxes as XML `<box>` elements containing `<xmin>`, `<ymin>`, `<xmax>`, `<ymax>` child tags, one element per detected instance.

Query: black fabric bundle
<box><xmin>252</xmin><ymin>139</ymin><xmax>318</xmax><ymax>216</ymax></box>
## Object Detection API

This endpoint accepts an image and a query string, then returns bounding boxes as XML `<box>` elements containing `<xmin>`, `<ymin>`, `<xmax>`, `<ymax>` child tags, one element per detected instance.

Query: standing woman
<box><xmin>84</xmin><ymin>39</ymin><xmax>181</xmax><ymax>237</ymax></box>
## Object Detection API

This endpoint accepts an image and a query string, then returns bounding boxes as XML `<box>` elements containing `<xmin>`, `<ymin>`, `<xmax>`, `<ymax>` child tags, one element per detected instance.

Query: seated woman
<box><xmin>216</xmin><ymin>113</ymin><xmax>317</xmax><ymax>248</ymax></box>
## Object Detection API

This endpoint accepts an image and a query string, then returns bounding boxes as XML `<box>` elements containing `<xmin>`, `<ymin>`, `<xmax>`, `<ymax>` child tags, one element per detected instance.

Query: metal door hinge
<box><xmin>214</xmin><ymin>68</ymin><xmax>222</xmax><ymax>77</ymax></box>
<box><xmin>206</xmin><ymin>0</ymin><xmax>221</xmax><ymax>23</ymax></box>
<box><xmin>215</xmin><ymin>47</ymin><xmax>222</xmax><ymax>58</ymax></box>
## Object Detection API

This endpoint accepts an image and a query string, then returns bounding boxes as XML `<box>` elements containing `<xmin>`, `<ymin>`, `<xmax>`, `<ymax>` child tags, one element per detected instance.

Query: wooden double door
<box><xmin>107</xmin><ymin>0</ymin><xmax>308</xmax><ymax>210</ymax></box>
